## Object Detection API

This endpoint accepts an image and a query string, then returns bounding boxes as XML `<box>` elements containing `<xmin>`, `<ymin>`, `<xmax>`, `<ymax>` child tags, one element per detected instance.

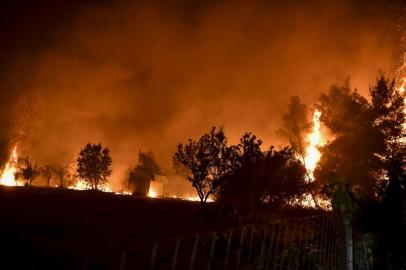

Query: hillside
<box><xmin>0</xmin><ymin>186</ymin><xmax>232</xmax><ymax>269</ymax></box>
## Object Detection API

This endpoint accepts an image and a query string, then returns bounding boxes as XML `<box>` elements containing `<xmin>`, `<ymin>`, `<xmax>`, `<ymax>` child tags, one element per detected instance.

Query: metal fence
<box><xmin>117</xmin><ymin>214</ymin><xmax>372</xmax><ymax>270</ymax></box>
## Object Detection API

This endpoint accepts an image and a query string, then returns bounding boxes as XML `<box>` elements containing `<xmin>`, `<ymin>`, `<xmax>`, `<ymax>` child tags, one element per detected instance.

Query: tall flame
<box><xmin>0</xmin><ymin>147</ymin><xmax>21</xmax><ymax>186</ymax></box>
<box><xmin>304</xmin><ymin>109</ymin><xmax>322</xmax><ymax>182</ymax></box>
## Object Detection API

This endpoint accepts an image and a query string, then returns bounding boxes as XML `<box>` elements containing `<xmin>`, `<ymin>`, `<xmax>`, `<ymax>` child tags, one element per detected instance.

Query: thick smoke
<box><xmin>0</xmin><ymin>0</ymin><xmax>402</xmax><ymax>190</ymax></box>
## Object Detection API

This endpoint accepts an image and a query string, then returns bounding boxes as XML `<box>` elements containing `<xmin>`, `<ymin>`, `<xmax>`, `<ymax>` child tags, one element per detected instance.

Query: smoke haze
<box><xmin>0</xmin><ymin>0</ymin><xmax>403</xmax><ymax>189</ymax></box>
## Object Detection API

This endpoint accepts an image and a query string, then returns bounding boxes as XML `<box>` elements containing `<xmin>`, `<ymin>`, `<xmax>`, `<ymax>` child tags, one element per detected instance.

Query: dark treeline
<box><xmin>173</xmin><ymin>128</ymin><xmax>308</xmax><ymax>212</ymax></box>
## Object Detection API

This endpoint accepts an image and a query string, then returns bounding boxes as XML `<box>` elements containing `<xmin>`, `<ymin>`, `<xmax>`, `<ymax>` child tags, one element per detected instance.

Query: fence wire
<box><xmin>116</xmin><ymin>214</ymin><xmax>372</xmax><ymax>270</ymax></box>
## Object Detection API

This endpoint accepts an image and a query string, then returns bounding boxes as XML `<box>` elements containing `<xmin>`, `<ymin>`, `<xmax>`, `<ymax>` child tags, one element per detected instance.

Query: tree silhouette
<box><xmin>219</xmin><ymin>145</ymin><xmax>307</xmax><ymax>217</ymax></box>
<box><xmin>15</xmin><ymin>156</ymin><xmax>40</xmax><ymax>186</ymax></box>
<box><xmin>40</xmin><ymin>163</ymin><xmax>54</xmax><ymax>187</ymax></box>
<box><xmin>174</xmin><ymin>127</ymin><xmax>236</xmax><ymax>203</ymax></box>
<box><xmin>315</xmin><ymin>80</ymin><xmax>382</xmax><ymax>198</ymax></box>
<box><xmin>368</xmin><ymin>74</ymin><xmax>405</xmax><ymax>268</ymax></box>
<box><xmin>76</xmin><ymin>143</ymin><xmax>112</xmax><ymax>190</ymax></box>
<box><xmin>235</xmin><ymin>132</ymin><xmax>264</xmax><ymax>167</ymax></box>
<box><xmin>53</xmin><ymin>164</ymin><xmax>69</xmax><ymax>188</ymax></box>
<box><xmin>315</xmin><ymin>74</ymin><xmax>405</xmax><ymax>200</ymax></box>
<box><xmin>278</xmin><ymin>95</ymin><xmax>321</xmax><ymax>207</ymax></box>
<box><xmin>129</xmin><ymin>151</ymin><xmax>161</xmax><ymax>195</ymax></box>
<box><xmin>217</xmin><ymin>132</ymin><xmax>263</xmax><ymax>215</ymax></box>
<box><xmin>277</xmin><ymin>95</ymin><xmax>311</xmax><ymax>157</ymax></box>
<box><xmin>315</xmin><ymin>73</ymin><xmax>406</xmax><ymax>268</ymax></box>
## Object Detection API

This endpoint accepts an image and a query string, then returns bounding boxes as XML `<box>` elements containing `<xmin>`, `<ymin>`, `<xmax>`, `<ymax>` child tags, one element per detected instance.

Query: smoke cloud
<box><xmin>0</xmin><ymin>0</ymin><xmax>402</xmax><ymax>190</ymax></box>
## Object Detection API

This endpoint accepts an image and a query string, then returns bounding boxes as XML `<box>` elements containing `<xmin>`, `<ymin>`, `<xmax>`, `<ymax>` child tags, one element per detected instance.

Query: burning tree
<box><xmin>76</xmin><ymin>143</ymin><xmax>112</xmax><ymax>190</ymax></box>
<box><xmin>278</xmin><ymin>96</ymin><xmax>324</xmax><ymax>208</ymax></box>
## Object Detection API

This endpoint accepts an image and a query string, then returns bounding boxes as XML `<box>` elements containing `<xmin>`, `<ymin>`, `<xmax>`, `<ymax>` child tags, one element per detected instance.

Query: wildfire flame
<box><xmin>0</xmin><ymin>147</ymin><xmax>242</xmax><ymax>203</ymax></box>
<box><xmin>294</xmin><ymin>110</ymin><xmax>328</xmax><ymax>209</ymax></box>
<box><xmin>148</xmin><ymin>188</ymin><xmax>157</xmax><ymax>198</ymax></box>
<box><xmin>68</xmin><ymin>179</ymin><xmax>113</xmax><ymax>192</ymax></box>
<box><xmin>68</xmin><ymin>179</ymin><xmax>88</xmax><ymax>190</ymax></box>
<box><xmin>0</xmin><ymin>147</ymin><xmax>21</xmax><ymax>186</ymax></box>
<box><xmin>304</xmin><ymin>109</ymin><xmax>322</xmax><ymax>182</ymax></box>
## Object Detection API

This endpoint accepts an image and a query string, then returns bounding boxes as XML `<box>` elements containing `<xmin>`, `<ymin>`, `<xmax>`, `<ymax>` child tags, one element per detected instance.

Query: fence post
<box><xmin>259</xmin><ymin>226</ymin><xmax>268</xmax><ymax>266</ymax></box>
<box><xmin>224</xmin><ymin>229</ymin><xmax>233</xmax><ymax>270</ymax></box>
<box><xmin>279</xmin><ymin>222</ymin><xmax>289</xmax><ymax>270</ymax></box>
<box><xmin>150</xmin><ymin>243</ymin><xmax>158</xmax><ymax>270</ymax></box>
<box><xmin>171</xmin><ymin>238</ymin><xmax>181</xmax><ymax>270</ymax></box>
<box><xmin>246</xmin><ymin>226</ymin><xmax>255</xmax><ymax>268</ymax></box>
<box><xmin>207</xmin><ymin>232</ymin><xmax>217</xmax><ymax>270</ymax></box>
<box><xmin>189</xmin><ymin>234</ymin><xmax>200</xmax><ymax>270</ymax></box>
<box><xmin>344</xmin><ymin>217</ymin><xmax>353</xmax><ymax>270</ymax></box>
<box><xmin>119</xmin><ymin>250</ymin><xmax>127</xmax><ymax>270</ymax></box>
<box><xmin>82</xmin><ymin>257</ymin><xmax>88</xmax><ymax>270</ymax></box>
<box><xmin>265</xmin><ymin>224</ymin><xmax>278</xmax><ymax>270</ymax></box>
<box><xmin>236</xmin><ymin>228</ymin><xmax>245</xmax><ymax>270</ymax></box>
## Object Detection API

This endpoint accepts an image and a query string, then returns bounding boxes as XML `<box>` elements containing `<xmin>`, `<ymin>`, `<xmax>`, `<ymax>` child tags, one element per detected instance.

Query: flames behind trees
<box><xmin>0</xmin><ymin>0</ymin><xmax>404</xmax><ymax>208</ymax></box>
<box><xmin>304</xmin><ymin>110</ymin><xmax>323</xmax><ymax>182</ymax></box>
<box><xmin>0</xmin><ymin>0</ymin><xmax>401</xmax><ymax>195</ymax></box>
<box><xmin>315</xmin><ymin>73</ymin><xmax>405</xmax><ymax>200</ymax></box>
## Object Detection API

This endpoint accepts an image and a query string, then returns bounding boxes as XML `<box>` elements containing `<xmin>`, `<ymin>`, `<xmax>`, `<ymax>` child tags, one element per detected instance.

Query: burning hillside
<box><xmin>0</xmin><ymin>0</ymin><xmax>403</xmax><ymax>213</ymax></box>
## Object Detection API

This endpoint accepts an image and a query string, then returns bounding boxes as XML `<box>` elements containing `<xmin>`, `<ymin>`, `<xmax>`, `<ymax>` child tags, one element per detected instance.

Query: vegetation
<box><xmin>174</xmin><ymin>128</ymin><xmax>308</xmax><ymax>213</ymax></box>
<box><xmin>0</xmin><ymin>71</ymin><xmax>403</xmax><ymax>268</ymax></box>
<box><xmin>171</xmin><ymin>72</ymin><xmax>405</xmax><ymax>267</ymax></box>
<box><xmin>219</xmin><ymin>145</ymin><xmax>307</xmax><ymax>218</ymax></box>
<box><xmin>76</xmin><ymin>143</ymin><xmax>112</xmax><ymax>190</ymax></box>
<box><xmin>15</xmin><ymin>156</ymin><xmax>40</xmax><ymax>186</ymax></box>
<box><xmin>128</xmin><ymin>151</ymin><xmax>161</xmax><ymax>195</ymax></box>
<box><xmin>277</xmin><ymin>95</ymin><xmax>311</xmax><ymax>158</ymax></box>
<box><xmin>173</xmin><ymin>127</ymin><xmax>237</xmax><ymax>203</ymax></box>
<box><xmin>313</xmin><ymin>73</ymin><xmax>405</xmax><ymax>268</ymax></box>
<box><xmin>315</xmin><ymin>74</ymin><xmax>404</xmax><ymax>199</ymax></box>
<box><xmin>53</xmin><ymin>164</ymin><xmax>70</xmax><ymax>188</ymax></box>
<box><xmin>40</xmin><ymin>163</ymin><xmax>54</xmax><ymax>187</ymax></box>
<box><xmin>277</xmin><ymin>95</ymin><xmax>322</xmax><ymax>207</ymax></box>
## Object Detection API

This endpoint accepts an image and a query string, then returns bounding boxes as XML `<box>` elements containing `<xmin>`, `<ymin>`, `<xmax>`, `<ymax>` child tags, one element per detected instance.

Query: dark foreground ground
<box><xmin>0</xmin><ymin>186</ymin><xmax>322</xmax><ymax>269</ymax></box>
